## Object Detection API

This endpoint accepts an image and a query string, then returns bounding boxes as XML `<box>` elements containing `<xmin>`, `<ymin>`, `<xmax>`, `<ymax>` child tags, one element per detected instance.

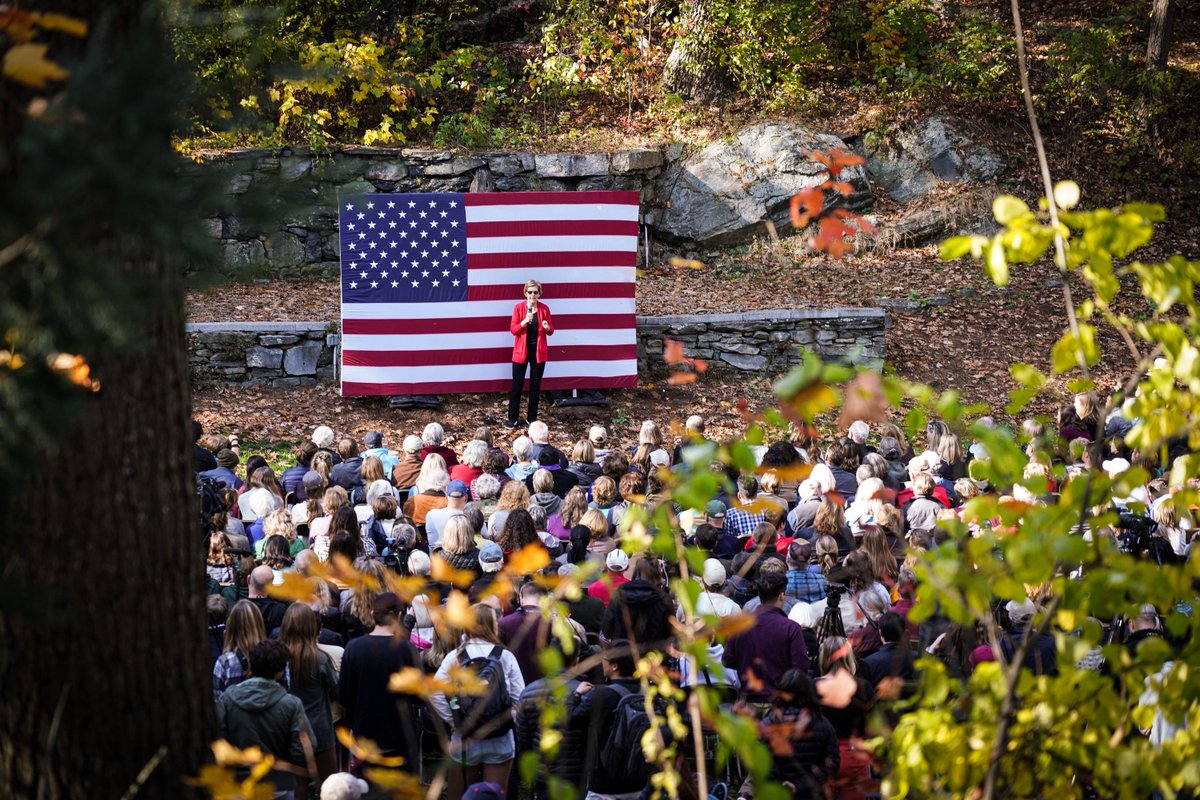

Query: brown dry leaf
<box><xmin>505</xmin><ymin>542</ymin><xmax>550</xmax><ymax>575</ymax></box>
<box><xmin>876</xmin><ymin>676</ymin><xmax>904</xmax><ymax>702</ymax></box>
<box><xmin>837</xmin><ymin>371</ymin><xmax>890</xmax><ymax>430</ymax></box>
<box><xmin>33</xmin><ymin>12</ymin><xmax>88</xmax><ymax>37</ymax></box>
<box><xmin>0</xmin><ymin>9</ymin><xmax>37</xmax><ymax>42</ymax></box>
<box><xmin>713</xmin><ymin>612</ymin><xmax>757</xmax><ymax>640</ymax></box>
<box><xmin>48</xmin><ymin>352</ymin><xmax>100</xmax><ymax>391</ymax></box>
<box><xmin>336</xmin><ymin>728</ymin><xmax>406</xmax><ymax>768</ymax></box>
<box><xmin>761</xmin><ymin>721</ymin><xmax>796</xmax><ymax>756</ymax></box>
<box><xmin>383</xmin><ymin>573</ymin><xmax>430</xmax><ymax>602</ymax></box>
<box><xmin>431</xmin><ymin>555</ymin><xmax>477</xmax><ymax>588</ymax></box>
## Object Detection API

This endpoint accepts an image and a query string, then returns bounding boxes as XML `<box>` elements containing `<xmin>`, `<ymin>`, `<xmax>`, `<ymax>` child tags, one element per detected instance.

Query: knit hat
<box><xmin>606</xmin><ymin>549</ymin><xmax>630</xmax><ymax>572</ymax></box>
<box><xmin>363</xmin><ymin>430</ymin><xmax>384</xmax><ymax>448</ymax></box>
<box><xmin>312</xmin><ymin>425</ymin><xmax>335</xmax><ymax>449</ymax></box>
<box><xmin>701</xmin><ymin>558</ymin><xmax>726</xmax><ymax>589</ymax></box>
<box><xmin>216</xmin><ymin>448</ymin><xmax>239</xmax><ymax>469</ymax></box>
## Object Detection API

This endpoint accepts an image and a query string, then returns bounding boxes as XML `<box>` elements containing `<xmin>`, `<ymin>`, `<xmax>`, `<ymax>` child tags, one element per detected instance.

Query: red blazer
<box><xmin>509</xmin><ymin>300</ymin><xmax>554</xmax><ymax>363</ymax></box>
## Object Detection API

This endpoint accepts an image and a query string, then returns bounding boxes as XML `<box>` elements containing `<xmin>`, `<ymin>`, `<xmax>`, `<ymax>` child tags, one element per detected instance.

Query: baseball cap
<box><xmin>606</xmin><ymin>549</ymin><xmax>630</xmax><ymax>572</ymax></box>
<box><xmin>479</xmin><ymin>541</ymin><xmax>503</xmax><ymax>572</ymax></box>
<box><xmin>363</xmin><ymin>430</ymin><xmax>384</xmax><ymax>448</ymax></box>
<box><xmin>705</xmin><ymin>499</ymin><xmax>727</xmax><ymax>517</ymax></box>
<box><xmin>447</xmin><ymin>480</ymin><xmax>468</xmax><ymax>498</ymax></box>
<box><xmin>701</xmin><ymin>558</ymin><xmax>726</xmax><ymax>588</ymax></box>
<box><xmin>301</xmin><ymin>470</ymin><xmax>324</xmax><ymax>491</ymax></box>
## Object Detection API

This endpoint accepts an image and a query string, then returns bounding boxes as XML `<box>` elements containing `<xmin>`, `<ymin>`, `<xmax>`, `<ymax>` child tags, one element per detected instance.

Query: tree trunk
<box><xmin>662</xmin><ymin>0</ymin><xmax>732</xmax><ymax>103</ymax></box>
<box><xmin>0</xmin><ymin>2</ymin><xmax>214</xmax><ymax>797</ymax></box>
<box><xmin>1146</xmin><ymin>0</ymin><xmax>1176</xmax><ymax>72</ymax></box>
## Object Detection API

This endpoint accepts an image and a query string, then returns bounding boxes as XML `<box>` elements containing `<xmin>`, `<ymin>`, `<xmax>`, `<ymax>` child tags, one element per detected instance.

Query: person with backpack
<box><xmin>429</xmin><ymin>604</ymin><xmax>526</xmax><ymax>800</ymax></box>
<box><xmin>566</xmin><ymin>640</ymin><xmax>648</xmax><ymax>800</ymax></box>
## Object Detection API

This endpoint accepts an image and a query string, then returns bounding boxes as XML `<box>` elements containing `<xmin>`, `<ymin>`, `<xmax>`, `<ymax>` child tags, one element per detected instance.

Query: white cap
<box><xmin>701</xmin><ymin>558</ymin><xmax>726</xmax><ymax>589</ymax></box>
<box><xmin>606</xmin><ymin>549</ymin><xmax>630</xmax><ymax>572</ymax></box>
<box><xmin>650</xmin><ymin>449</ymin><xmax>671</xmax><ymax>467</ymax></box>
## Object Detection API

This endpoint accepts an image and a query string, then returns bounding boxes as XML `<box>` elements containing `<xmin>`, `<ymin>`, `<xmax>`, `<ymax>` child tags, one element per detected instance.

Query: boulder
<box><xmin>654</xmin><ymin>123</ymin><xmax>871</xmax><ymax>246</ymax></box>
<box><xmin>864</xmin><ymin>115</ymin><xmax>1004</xmax><ymax>204</ymax></box>
<box><xmin>535</xmin><ymin>153</ymin><xmax>610</xmax><ymax>178</ymax></box>
<box><xmin>284</xmin><ymin>341</ymin><xmax>323</xmax><ymax>375</ymax></box>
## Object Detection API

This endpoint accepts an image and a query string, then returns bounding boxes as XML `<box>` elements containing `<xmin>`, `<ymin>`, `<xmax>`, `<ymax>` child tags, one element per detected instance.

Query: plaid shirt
<box><xmin>786</xmin><ymin>567</ymin><xmax>827</xmax><ymax>602</ymax></box>
<box><xmin>725</xmin><ymin>506</ymin><xmax>766</xmax><ymax>537</ymax></box>
<box><xmin>212</xmin><ymin>650</ymin><xmax>247</xmax><ymax>701</ymax></box>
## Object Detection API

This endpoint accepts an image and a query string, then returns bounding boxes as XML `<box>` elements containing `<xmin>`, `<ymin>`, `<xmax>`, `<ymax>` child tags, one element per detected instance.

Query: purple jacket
<box><xmin>722</xmin><ymin>605</ymin><xmax>809</xmax><ymax>702</ymax></box>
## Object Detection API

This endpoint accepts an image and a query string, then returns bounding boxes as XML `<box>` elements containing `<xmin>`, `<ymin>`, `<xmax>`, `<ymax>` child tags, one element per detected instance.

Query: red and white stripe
<box><xmin>340</xmin><ymin>191</ymin><xmax>640</xmax><ymax>396</ymax></box>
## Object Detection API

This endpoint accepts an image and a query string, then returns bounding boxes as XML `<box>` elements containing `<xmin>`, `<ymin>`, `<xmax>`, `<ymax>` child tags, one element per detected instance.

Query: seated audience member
<box><xmin>390</xmin><ymin>435</ymin><xmax>424</xmax><ymax>490</ymax></box>
<box><xmin>419</xmin><ymin>422</ymin><xmax>458</xmax><ymax>468</ymax></box>
<box><xmin>785</xmin><ymin>539</ymin><xmax>827</xmax><ymax>603</ymax></box>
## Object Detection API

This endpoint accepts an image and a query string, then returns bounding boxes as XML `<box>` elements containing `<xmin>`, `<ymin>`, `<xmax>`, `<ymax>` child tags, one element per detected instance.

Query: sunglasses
<box><xmin>525</xmin><ymin>289</ymin><xmax>541</xmax><ymax>296</ymax></box>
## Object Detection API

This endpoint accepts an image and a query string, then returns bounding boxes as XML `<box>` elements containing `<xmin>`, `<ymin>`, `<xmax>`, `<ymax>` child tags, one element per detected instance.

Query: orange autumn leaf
<box><xmin>336</xmin><ymin>728</ymin><xmax>406</xmax><ymax>768</ymax></box>
<box><xmin>48</xmin><ymin>352</ymin><xmax>99</xmax><ymax>391</ymax></box>
<box><xmin>211</xmin><ymin>740</ymin><xmax>269</xmax><ymax>767</ymax></box>
<box><xmin>790</xmin><ymin>187</ymin><xmax>824</xmax><ymax>227</ymax></box>
<box><xmin>829</xmin><ymin>181</ymin><xmax>854</xmax><ymax>197</ymax></box>
<box><xmin>266</xmin><ymin>572</ymin><xmax>318</xmax><ymax>603</ymax></box>
<box><xmin>432</xmin><ymin>589</ymin><xmax>476</xmax><ymax>632</ymax></box>
<box><xmin>667</xmin><ymin>256</ymin><xmax>706</xmax><ymax>270</ymax></box>
<box><xmin>668</xmin><ymin>371</ymin><xmax>698</xmax><ymax>385</ymax></box>
<box><xmin>431</xmin><ymin>555</ymin><xmax>477</xmax><ymax>588</ymax></box>
<box><xmin>478</xmin><ymin>574</ymin><xmax>515</xmax><ymax>602</ymax></box>
<box><xmin>693</xmin><ymin>358</ymin><xmax>708</xmax><ymax>372</ymax></box>
<box><xmin>663</xmin><ymin>337</ymin><xmax>687</xmax><ymax>364</ymax></box>
<box><xmin>505</xmin><ymin>542</ymin><xmax>550</xmax><ymax>575</ymax></box>
<box><xmin>388</xmin><ymin>666</ymin><xmax>444</xmax><ymax>698</ymax></box>
<box><xmin>817</xmin><ymin>667</ymin><xmax>859</xmax><ymax>709</ymax></box>
<box><xmin>310</xmin><ymin>554</ymin><xmax>380</xmax><ymax>593</ymax></box>
<box><xmin>761</xmin><ymin>721</ymin><xmax>795</xmax><ymax>756</ymax></box>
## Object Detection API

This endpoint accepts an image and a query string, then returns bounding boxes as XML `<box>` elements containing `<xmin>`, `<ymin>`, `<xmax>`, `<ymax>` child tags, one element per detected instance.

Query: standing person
<box><xmin>214</xmin><ymin>600</ymin><xmax>266</xmax><ymax>701</ymax></box>
<box><xmin>506</xmin><ymin>279</ymin><xmax>554</xmax><ymax>428</ymax></box>
<box><xmin>279</xmin><ymin>603</ymin><xmax>339</xmax><ymax>798</ymax></box>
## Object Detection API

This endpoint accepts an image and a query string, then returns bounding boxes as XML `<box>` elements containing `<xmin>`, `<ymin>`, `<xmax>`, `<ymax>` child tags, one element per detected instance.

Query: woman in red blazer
<box><xmin>507</xmin><ymin>279</ymin><xmax>554</xmax><ymax>427</ymax></box>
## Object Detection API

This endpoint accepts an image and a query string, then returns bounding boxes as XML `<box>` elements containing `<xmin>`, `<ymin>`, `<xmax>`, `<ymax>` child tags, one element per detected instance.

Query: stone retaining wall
<box><xmin>187</xmin><ymin>145</ymin><xmax>673</xmax><ymax>279</ymax></box>
<box><xmin>187</xmin><ymin>308</ymin><xmax>888</xmax><ymax>388</ymax></box>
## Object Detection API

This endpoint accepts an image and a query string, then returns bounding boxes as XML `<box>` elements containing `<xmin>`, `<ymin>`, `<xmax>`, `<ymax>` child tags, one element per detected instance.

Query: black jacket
<box><xmin>601</xmin><ymin>580</ymin><xmax>674</xmax><ymax>652</ymax></box>
<box><xmin>329</xmin><ymin>456</ymin><xmax>364</xmax><ymax>491</ymax></box>
<box><xmin>517</xmin><ymin>677</ymin><xmax>584</xmax><ymax>795</ymax></box>
<box><xmin>765</xmin><ymin>706</ymin><xmax>839</xmax><ymax>800</ymax></box>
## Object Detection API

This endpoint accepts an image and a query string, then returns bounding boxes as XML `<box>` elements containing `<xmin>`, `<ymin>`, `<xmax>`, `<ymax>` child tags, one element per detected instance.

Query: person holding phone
<box><xmin>506</xmin><ymin>279</ymin><xmax>553</xmax><ymax>428</ymax></box>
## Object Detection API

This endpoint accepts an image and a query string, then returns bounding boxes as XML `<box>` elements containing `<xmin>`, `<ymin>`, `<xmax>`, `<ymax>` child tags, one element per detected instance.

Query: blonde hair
<box><xmin>496</xmin><ymin>479</ymin><xmax>530</xmax><ymax>511</ymax></box>
<box><xmin>638</xmin><ymin>419</ymin><xmax>663</xmax><ymax>449</ymax></box>
<box><xmin>361</xmin><ymin>455</ymin><xmax>385</xmax><ymax>485</ymax></box>
<box><xmin>815</xmin><ymin>535</ymin><xmax>839</xmax><ymax>575</ymax></box>
<box><xmin>819</xmin><ymin>635</ymin><xmax>857</xmax><ymax>676</ymax></box>
<box><xmin>591</xmin><ymin>476</ymin><xmax>617</xmax><ymax>506</ymax></box>
<box><xmin>322</xmin><ymin>485</ymin><xmax>349</xmax><ymax>515</ymax></box>
<box><xmin>813</xmin><ymin>498</ymin><xmax>846</xmax><ymax>537</ymax></box>
<box><xmin>263</xmin><ymin>508</ymin><xmax>296</xmax><ymax>542</ymax></box>
<box><xmin>581</xmin><ymin>508</ymin><xmax>610</xmax><ymax>540</ymax></box>
<box><xmin>441</xmin><ymin>515</ymin><xmax>474</xmax><ymax>555</ymax></box>
<box><xmin>416</xmin><ymin>454</ymin><xmax>449</xmax><ymax>493</ymax></box>
<box><xmin>955</xmin><ymin>479</ymin><xmax>980</xmax><ymax>502</ymax></box>
<box><xmin>523</xmin><ymin>278</ymin><xmax>543</xmax><ymax>294</ymax></box>
<box><xmin>912</xmin><ymin>472</ymin><xmax>935</xmax><ymax>497</ymax></box>
<box><xmin>759</xmin><ymin>471</ymin><xmax>780</xmax><ymax>494</ymax></box>
<box><xmin>571</xmin><ymin>439</ymin><xmax>594</xmax><ymax>463</ymax></box>
<box><xmin>936</xmin><ymin>433</ymin><xmax>963</xmax><ymax>467</ymax></box>
<box><xmin>532</xmin><ymin>468</ymin><xmax>554</xmax><ymax>494</ymax></box>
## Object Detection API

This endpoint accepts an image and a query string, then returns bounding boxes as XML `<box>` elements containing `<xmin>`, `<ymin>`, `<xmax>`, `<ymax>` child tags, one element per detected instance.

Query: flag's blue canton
<box><xmin>339</xmin><ymin>193</ymin><xmax>469</xmax><ymax>304</ymax></box>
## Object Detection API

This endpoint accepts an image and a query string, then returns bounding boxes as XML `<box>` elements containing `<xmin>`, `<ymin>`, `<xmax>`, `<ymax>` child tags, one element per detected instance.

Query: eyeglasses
<box><xmin>525</xmin><ymin>289</ymin><xmax>541</xmax><ymax>296</ymax></box>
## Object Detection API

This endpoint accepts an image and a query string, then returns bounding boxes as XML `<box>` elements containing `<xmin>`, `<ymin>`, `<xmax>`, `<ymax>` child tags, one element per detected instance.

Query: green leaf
<box><xmin>985</xmin><ymin>236</ymin><xmax>1009</xmax><ymax>286</ymax></box>
<box><xmin>993</xmin><ymin>194</ymin><xmax>1030</xmax><ymax>225</ymax></box>
<box><xmin>941</xmin><ymin>235</ymin><xmax>979</xmax><ymax>261</ymax></box>
<box><xmin>1050</xmin><ymin>324</ymin><xmax>1099</xmax><ymax>373</ymax></box>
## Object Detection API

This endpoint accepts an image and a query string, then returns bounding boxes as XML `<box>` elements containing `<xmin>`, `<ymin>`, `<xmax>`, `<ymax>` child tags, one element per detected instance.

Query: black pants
<box><xmin>508</xmin><ymin>360</ymin><xmax>545</xmax><ymax>423</ymax></box>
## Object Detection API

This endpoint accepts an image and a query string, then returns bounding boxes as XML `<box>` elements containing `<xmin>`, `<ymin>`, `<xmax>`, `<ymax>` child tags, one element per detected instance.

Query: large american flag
<box><xmin>337</xmin><ymin>191</ymin><xmax>640</xmax><ymax>397</ymax></box>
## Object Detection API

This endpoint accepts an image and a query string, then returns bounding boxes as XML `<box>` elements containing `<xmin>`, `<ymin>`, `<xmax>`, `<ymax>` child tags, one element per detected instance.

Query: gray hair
<box><xmin>462</xmin><ymin>439</ymin><xmax>488</xmax><ymax>469</ymax></box>
<box><xmin>408</xmin><ymin>550</ymin><xmax>431</xmax><ymax>576</ymax></box>
<box><xmin>512</xmin><ymin>435</ymin><xmax>533</xmax><ymax>461</ymax></box>
<box><xmin>422</xmin><ymin>422</ymin><xmax>444</xmax><ymax>446</ymax></box>
<box><xmin>528</xmin><ymin>420</ymin><xmax>549</xmax><ymax>444</ymax></box>
<box><xmin>474</xmin><ymin>473</ymin><xmax>501</xmax><ymax>499</ymax></box>
<box><xmin>527</xmin><ymin>504</ymin><xmax>548</xmax><ymax>529</ymax></box>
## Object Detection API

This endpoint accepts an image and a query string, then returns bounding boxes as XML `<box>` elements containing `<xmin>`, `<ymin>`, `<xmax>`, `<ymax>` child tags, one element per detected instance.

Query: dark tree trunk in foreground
<box><xmin>0</xmin><ymin>1</ymin><xmax>214</xmax><ymax>797</ymax></box>
<box><xmin>1146</xmin><ymin>0</ymin><xmax>1176</xmax><ymax>72</ymax></box>
<box><xmin>663</xmin><ymin>0</ymin><xmax>732</xmax><ymax>102</ymax></box>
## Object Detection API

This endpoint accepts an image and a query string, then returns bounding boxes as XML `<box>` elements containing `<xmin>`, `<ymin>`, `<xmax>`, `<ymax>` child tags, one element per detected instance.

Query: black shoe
<box><xmin>503</xmin><ymin>418</ymin><xmax>519</xmax><ymax>429</ymax></box>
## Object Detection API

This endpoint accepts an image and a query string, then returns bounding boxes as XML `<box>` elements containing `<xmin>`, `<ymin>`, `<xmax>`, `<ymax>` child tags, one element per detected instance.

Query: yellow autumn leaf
<box><xmin>433</xmin><ymin>589</ymin><xmax>476</xmax><ymax>631</ymax></box>
<box><xmin>445</xmin><ymin>663</ymin><xmax>488</xmax><ymax>696</ymax></box>
<box><xmin>387</xmin><ymin>666</ymin><xmax>443</xmax><ymax>698</ymax></box>
<box><xmin>383</xmin><ymin>573</ymin><xmax>429</xmax><ymax>602</ymax></box>
<box><xmin>211</xmin><ymin>740</ymin><xmax>268</xmax><ymax>766</ymax></box>
<box><xmin>266</xmin><ymin>572</ymin><xmax>318</xmax><ymax>603</ymax></box>
<box><xmin>47</xmin><ymin>352</ymin><xmax>99</xmax><ymax>391</ymax></box>
<box><xmin>431</xmin><ymin>554</ymin><xmax>477</xmax><ymax>588</ymax></box>
<box><xmin>711</xmin><ymin>612</ymin><xmax>757</xmax><ymax>640</ymax></box>
<box><xmin>335</xmin><ymin>728</ymin><xmax>406</xmax><ymax>768</ymax></box>
<box><xmin>186</xmin><ymin>764</ymin><xmax>274</xmax><ymax>800</ymax></box>
<box><xmin>33</xmin><ymin>12</ymin><xmax>89</xmax><ymax>37</ymax></box>
<box><xmin>364</xmin><ymin>767</ymin><xmax>423</xmax><ymax>797</ymax></box>
<box><xmin>3</xmin><ymin>43</ymin><xmax>69</xmax><ymax>89</ymax></box>
<box><xmin>478</xmin><ymin>574</ymin><xmax>514</xmax><ymax>602</ymax></box>
<box><xmin>505</xmin><ymin>542</ymin><xmax>550</xmax><ymax>575</ymax></box>
<box><xmin>310</xmin><ymin>554</ymin><xmax>380</xmax><ymax>592</ymax></box>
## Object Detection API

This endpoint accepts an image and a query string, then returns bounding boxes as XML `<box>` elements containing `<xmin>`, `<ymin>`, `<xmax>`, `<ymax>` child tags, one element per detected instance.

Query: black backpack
<box><xmin>598</xmin><ymin>686</ymin><xmax>658</xmax><ymax>785</ymax></box>
<box><xmin>450</xmin><ymin>645</ymin><xmax>512</xmax><ymax>740</ymax></box>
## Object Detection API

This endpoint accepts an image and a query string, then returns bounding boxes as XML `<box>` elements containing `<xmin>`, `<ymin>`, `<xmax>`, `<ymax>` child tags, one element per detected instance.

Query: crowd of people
<box><xmin>196</xmin><ymin>389</ymin><xmax>1196</xmax><ymax>800</ymax></box>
